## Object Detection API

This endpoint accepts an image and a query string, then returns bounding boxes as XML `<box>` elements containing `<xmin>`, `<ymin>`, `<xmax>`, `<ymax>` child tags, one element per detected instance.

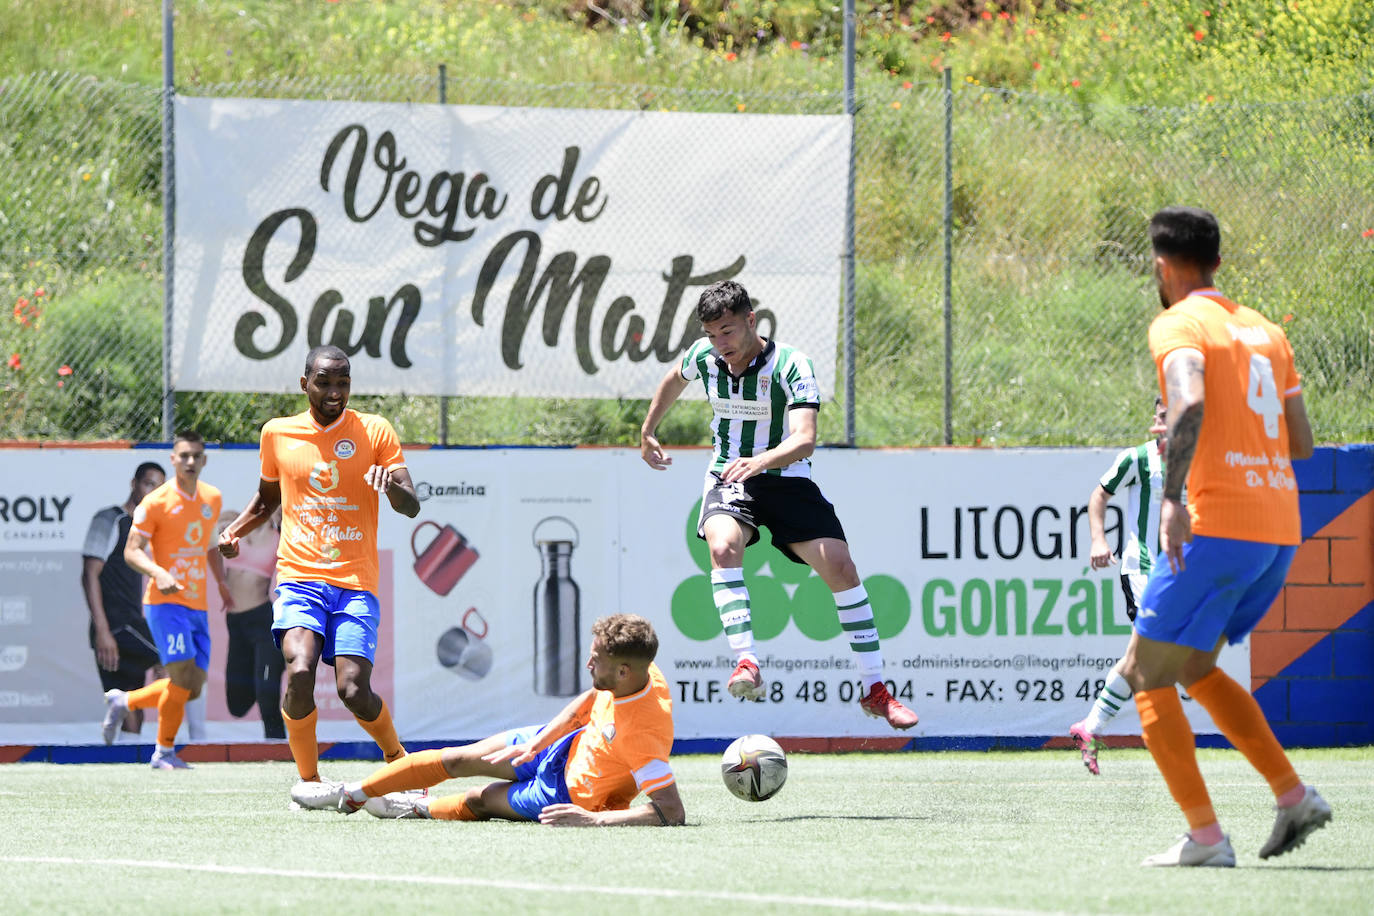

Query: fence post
<box><xmin>161</xmin><ymin>0</ymin><xmax>176</xmax><ymax>441</ymax></box>
<box><xmin>942</xmin><ymin>67</ymin><xmax>953</xmax><ymax>446</ymax></box>
<box><xmin>842</xmin><ymin>0</ymin><xmax>857</xmax><ymax>447</ymax></box>
<box><xmin>438</xmin><ymin>62</ymin><xmax>450</xmax><ymax>446</ymax></box>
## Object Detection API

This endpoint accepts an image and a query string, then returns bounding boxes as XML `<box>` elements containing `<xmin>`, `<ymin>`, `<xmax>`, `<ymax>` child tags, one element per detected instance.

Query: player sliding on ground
<box><xmin>334</xmin><ymin>614</ymin><xmax>684</xmax><ymax>827</ymax></box>
<box><xmin>639</xmin><ymin>279</ymin><xmax>917</xmax><ymax>730</ymax></box>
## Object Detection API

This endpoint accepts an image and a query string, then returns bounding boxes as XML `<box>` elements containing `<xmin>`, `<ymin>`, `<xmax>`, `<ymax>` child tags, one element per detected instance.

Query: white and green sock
<box><xmin>1083</xmin><ymin>665</ymin><xmax>1133</xmax><ymax>733</ymax></box>
<box><xmin>711</xmin><ymin>567</ymin><xmax>756</xmax><ymax>663</ymax></box>
<box><xmin>835</xmin><ymin>585</ymin><xmax>884</xmax><ymax>689</ymax></box>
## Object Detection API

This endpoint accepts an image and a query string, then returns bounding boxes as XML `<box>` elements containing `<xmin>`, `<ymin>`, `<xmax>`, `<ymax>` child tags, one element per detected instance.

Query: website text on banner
<box><xmin>172</xmin><ymin>98</ymin><xmax>845</xmax><ymax>399</ymax></box>
<box><xmin>0</xmin><ymin>447</ymin><xmax>1248</xmax><ymax>744</ymax></box>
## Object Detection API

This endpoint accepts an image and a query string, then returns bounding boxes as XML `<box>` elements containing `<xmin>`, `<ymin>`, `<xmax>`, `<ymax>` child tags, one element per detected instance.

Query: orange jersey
<box><xmin>131</xmin><ymin>480</ymin><xmax>223</xmax><ymax>609</ymax></box>
<box><xmin>564</xmin><ymin>664</ymin><xmax>675</xmax><ymax>811</ymax></box>
<box><xmin>260</xmin><ymin>409</ymin><xmax>406</xmax><ymax>593</ymax></box>
<box><xmin>1148</xmin><ymin>289</ymin><xmax>1302</xmax><ymax>545</ymax></box>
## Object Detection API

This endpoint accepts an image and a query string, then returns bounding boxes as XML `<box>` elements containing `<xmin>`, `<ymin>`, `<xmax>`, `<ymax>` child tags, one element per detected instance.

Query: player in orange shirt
<box><xmin>218</xmin><ymin>345</ymin><xmax>420</xmax><ymax>808</ymax></box>
<box><xmin>1119</xmin><ymin>207</ymin><xmax>1329</xmax><ymax>867</ymax></box>
<box><xmin>334</xmin><ymin>614</ymin><xmax>685</xmax><ymax>827</ymax></box>
<box><xmin>104</xmin><ymin>430</ymin><xmax>232</xmax><ymax>769</ymax></box>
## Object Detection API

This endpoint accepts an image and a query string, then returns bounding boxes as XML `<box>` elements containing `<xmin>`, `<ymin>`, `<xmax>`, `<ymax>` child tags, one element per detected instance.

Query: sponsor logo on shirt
<box><xmin>792</xmin><ymin>377</ymin><xmax>819</xmax><ymax>401</ymax></box>
<box><xmin>708</xmin><ymin>396</ymin><xmax>772</xmax><ymax>421</ymax></box>
<box><xmin>334</xmin><ymin>438</ymin><xmax>357</xmax><ymax>460</ymax></box>
<box><xmin>184</xmin><ymin>519</ymin><xmax>203</xmax><ymax>546</ymax></box>
<box><xmin>310</xmin><ymin>461</ymin><xmax>340</xmax><ymax>494</ymax></box>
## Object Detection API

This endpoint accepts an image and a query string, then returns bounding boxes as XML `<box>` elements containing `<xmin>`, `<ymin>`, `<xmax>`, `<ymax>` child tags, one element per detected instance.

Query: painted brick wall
<box><xmin>1253</xmin><ymin>445</ymin><xmax>1374</xmax><ymax>747</ymax></box>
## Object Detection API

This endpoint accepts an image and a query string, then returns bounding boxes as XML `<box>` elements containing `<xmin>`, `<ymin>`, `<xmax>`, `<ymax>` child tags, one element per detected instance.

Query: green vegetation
<box><xmin>2</xmin><ymin>1</ymin><xmax>1371</xmax><ymax>444</ymax></box>
<box><xmin>3</xmin><ymin>749</ymin><xmax>1370</xmax><ymax>913</ymax></box>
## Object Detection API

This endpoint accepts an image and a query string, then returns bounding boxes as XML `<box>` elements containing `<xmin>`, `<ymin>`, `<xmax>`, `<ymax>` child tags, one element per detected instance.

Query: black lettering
<box><xmin>920</xmin><ymin>507</ymin><xmax>948</xmax><ymax>559</ymax></box>
<box><xmin>994</xmin><ymin>506</ymin><xmax>1023</xmax><ymax>560</ymax></box>
<box><xmin>1030</xmin><ymin>505</ymin><xmax>1062</xmax><ymax>559</ymax></box>
<box><xmin>237</xmin><ymin>208</ymin><xmax>314</xmax><ymax>360</ymax></box>
<box><xmin>969</xmin><ymin>506</ymin><xmax>989</xmax><ymax>559</ymax></box>
<box><xmin>307</xmin><ymin>286</ymin><xmax>421</xmax><ymax>368</ymax></box>
<box><xmin>471</xmin><ymin>231</ymin><xmax>607</xmax><ymax>373</ymax></box>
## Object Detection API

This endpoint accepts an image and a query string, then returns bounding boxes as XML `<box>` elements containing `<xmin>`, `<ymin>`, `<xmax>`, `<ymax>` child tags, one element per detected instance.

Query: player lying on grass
<box><xmin>335</xmin><ymin>614</ymin><xmax>685</xmax><ymax>826</ymax></box>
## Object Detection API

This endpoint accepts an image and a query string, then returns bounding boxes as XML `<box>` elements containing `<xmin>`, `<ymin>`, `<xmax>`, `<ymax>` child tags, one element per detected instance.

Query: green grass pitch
<box><xmin>1</xmin><ymin>747</ymin><xmax>1369</xmax><ymax>914</ymax></box>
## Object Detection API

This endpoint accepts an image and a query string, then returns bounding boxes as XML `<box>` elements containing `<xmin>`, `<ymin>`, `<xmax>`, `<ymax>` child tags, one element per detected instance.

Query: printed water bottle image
<box><xmin>532</xmin><ymin>516</ymin><xmax>580</xmax><ymax>696</ymax></box>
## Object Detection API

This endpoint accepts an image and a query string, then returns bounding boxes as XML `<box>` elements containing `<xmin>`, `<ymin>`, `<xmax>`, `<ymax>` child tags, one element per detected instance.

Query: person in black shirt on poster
<box><xmin>83</xmin><ymin>461</ymin><xmax>166</xmax><ymax>743</ymax></box>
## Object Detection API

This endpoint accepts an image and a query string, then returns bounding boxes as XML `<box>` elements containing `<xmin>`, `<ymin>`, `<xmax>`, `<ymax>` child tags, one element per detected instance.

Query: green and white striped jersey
<box><xmin>1098</xmin><ymin>440</ymin><xmax>1164</xmax><ymax>577</ymax></box>
<box><xmin>679</xmin><ymin>337</ymin><xmax>820</xmax><ymax>477</ymax></box>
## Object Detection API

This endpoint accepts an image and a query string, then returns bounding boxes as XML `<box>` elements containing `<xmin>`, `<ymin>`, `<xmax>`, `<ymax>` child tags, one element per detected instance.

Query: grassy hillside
<box><xmin>2</xmin><ymin>1</ymin><xmax>1371</xmax><ymax>445</ymax></box>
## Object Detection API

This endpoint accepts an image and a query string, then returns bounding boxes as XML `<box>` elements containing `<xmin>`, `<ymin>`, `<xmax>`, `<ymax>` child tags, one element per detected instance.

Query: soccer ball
<box><xmin>720</xmin><ymin>734</ymin><xmax>788</xmax><ymax>802</ymax></box>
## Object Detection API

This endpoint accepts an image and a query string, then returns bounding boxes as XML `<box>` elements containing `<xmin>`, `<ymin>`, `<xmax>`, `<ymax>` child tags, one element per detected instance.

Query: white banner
<box><xmin>173</xmin><ymin>98</ymin><xmax>846</xmax><ymax>398</ymax></box>
<box><xmin>0</xmin><ymin>446</ymin><xmax>1247</xmax><ymax>745</ymax></box>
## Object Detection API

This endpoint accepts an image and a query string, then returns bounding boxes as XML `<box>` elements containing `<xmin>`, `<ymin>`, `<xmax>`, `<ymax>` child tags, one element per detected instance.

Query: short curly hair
<box><xmin>591</xmin><ymin>614</ymin><xmax>659</xmax><ymax>663</ymax></box>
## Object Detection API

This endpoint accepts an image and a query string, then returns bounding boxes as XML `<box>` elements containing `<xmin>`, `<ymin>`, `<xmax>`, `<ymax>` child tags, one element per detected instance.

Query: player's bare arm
<box><xmin>720</xmin><ymin>405</ymin><xmax>818</xmax><ymax>483</ymax></box>
<box><xmin>482</xmin><ymin>688</ymin><xmax>597</xmax><ymax>768</ymax></box>
<box><xmin>538</xmin><ymin>780</ymin><xmax>685</xmax><ymax>827</ymax></box>
<box><xmin>82</xmin><ymin>556</ymin><xmax>119</xmax><ymax>671</ymax></box>
<box><xmin>367</xmin><ymin>465</ymin><xmax>420</xmax><ymax>518</ymax></box>
<box><xmin>1086</xmin><ymin>485</ymin><xmax>1116</xmax><ymax>570</ymax></box>
<box><xmin>640</xmin><ymin>365</ymin><xmax>690</xmax><ymax>470</ymax></box>
<box><xmin>217</xmin><ymin>481</ymin><xmax>282</xmax><ymax>558</ymax></box>
<box><xmin>207</xmin><ymin>546</ymin><xmax>234</xmax><ymax>613</ymax></box>
<box><xmin>123</xmin><ymin>528</ymin><xmax>181</xmax><ymax>595</ymax></box>
<box><xmin>1285</xmin><ymin>392</ymin><xmax>1314</xmax><ymax>460</ymax></box>
<box><xmin>1160</xmin><ymin>348</ymin><xmax>1205</xmax><ymax>572</ymax></box>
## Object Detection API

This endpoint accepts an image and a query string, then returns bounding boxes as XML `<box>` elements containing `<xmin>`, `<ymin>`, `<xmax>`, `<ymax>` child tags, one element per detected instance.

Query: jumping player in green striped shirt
<box><xmin>639</xmin><ymin>279</ymin><xmax>917</xmax><ymax>729</ymax></box>
<box><xmin>1070</xmin><ymin>397</ymin><xmax>1167</xmax><ymax>773</ymax></box>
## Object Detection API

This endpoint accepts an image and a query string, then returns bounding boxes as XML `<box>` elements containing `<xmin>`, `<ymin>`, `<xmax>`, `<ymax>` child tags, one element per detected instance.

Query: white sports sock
<box><xmin>1083</xmin><ymin>667</ymin><xmax>1134</xmax><ymax>733</ymax></box>
<box><xmin>834</xmin><ymin>585</ymin><xmax>884</xmax><ymax>689</ymax></box>
<box><xmin>183</xmin><ymin>693</ymin><xmax>207</xmax><ymax>741</ymax></box>
<box><xmin>711</xmin><ymin>567</ymin><xmax>756</xmax><ymax>663</ymax></box>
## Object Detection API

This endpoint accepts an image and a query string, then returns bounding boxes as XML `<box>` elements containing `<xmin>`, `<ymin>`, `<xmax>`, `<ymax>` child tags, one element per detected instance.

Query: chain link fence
<box><xmin>3</xmin><ymin>69</ymin><xmax>1371</xmax><ymax>445</ymax></box>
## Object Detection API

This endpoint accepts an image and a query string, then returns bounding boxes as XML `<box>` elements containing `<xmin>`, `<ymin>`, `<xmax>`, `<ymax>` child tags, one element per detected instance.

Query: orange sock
<box><xmin>1136</xmin><ymin>686</ymin><xmax>1216</xmax><ymax>831</ymax></box>
<box><xmin>156</xmin><ymin>682</ymin><xmax>191</xmax><ymax>748</ymax></box>
<box><xmin>426</xmin><ymin>794</ymin><xmax>478</xmax><ymax>821</ymax></box>
<box><xmin>282</xmin><ymin>706</ymin><xmax>320</xmax><ymax>781</ymax></box>
<box><xmin>125</xmin><ymin>678</ymin><xmax>169</xmax><ymax>711</ymax></box>
<box><xmin>362</xmin><ymin>748</ymin><xmax>449</xmax><ymax>797</ymax></box>
<box><xmin>1188</xmin><ymin>667</ymin><xmax>1302</xmax><ymax>799</ymax></box>
<box><xmin>355</xmin><ymin>698</ymin><xmax>405</xmax><ymax>763</ymax></box>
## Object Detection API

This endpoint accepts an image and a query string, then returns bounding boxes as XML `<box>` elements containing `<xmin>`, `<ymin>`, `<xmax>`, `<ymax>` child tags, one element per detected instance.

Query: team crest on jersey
<box><xmin>601</xmin><ymin>724</ymin><xmax>616</xmax><ymax>743</ymax></box>
<box><xmin>334</xmin><ymin>438</ymin><xmax>357</xmax><ymax>460</ymax></box>
<box><xmin>201</xmin><ymin>504</ymin><xmax>214</xmax><ymax>519</ymax></box>
<box><xmin>310</xmin><ymin>460</ymin><xmax>340</xmax><ymax>494</ymax></box>
<box><xmin>758</xmin><ymin>376</ymin><xmax>770</xmax><ymax>396</ymax></box>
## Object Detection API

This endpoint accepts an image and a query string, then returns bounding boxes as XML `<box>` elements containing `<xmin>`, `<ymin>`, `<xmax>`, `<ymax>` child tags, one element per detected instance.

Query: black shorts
<box><xmin>90</xmin><ymin>618</ymin><xmax>161</xmax><ymax>692</ymax></box>
<box><xmin>698</xmin><ymin>472</ymin><xmax>846</xmax><ymax>564</ymax></box>
<box><xmin>1119</xmin><ymin>573</ymin><xmax>1139</xmax><ymax>624</ymax></box>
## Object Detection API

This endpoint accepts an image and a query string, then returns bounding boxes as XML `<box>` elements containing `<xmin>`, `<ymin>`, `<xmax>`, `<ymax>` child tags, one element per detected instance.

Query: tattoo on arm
<box><xmin>1163</xmin><ymin>354</ymin><xmax>1205</xmax><ymax>500</ymax></box>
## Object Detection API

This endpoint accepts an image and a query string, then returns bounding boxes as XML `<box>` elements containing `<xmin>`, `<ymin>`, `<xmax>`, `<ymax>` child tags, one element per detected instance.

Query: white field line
<box><xmin>1</xmin><ymin>855</ymin><xmax>1078</xmax><ymax>916</ymax></box>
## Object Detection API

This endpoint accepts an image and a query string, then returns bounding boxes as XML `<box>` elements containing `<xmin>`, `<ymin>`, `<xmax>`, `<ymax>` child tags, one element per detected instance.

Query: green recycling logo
<box><xmin>669</xmin><ymin>499</ymin><xmax>911</xmax><ymax>641</ymax></box>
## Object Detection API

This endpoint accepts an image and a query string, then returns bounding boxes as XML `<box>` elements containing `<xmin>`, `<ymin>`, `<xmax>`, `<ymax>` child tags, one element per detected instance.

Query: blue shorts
<box><xmin>499</xmin><ymin>724</ymin><xmax>579</xmax><ymax>821</ymax></box>
<box><xmin>272</xmin><ymin>581</ymin><xmax>381</xmax><ymax>665</ymax></box>
<box><xmin>1136</xmin><ymin>535</ymin><xmax>1297</xmax><ymax>652</ymax></box>
<box><xmin>144</xmin><ymin>603</ymin><xmax>211</xmax><ymax>669</ymax></box>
